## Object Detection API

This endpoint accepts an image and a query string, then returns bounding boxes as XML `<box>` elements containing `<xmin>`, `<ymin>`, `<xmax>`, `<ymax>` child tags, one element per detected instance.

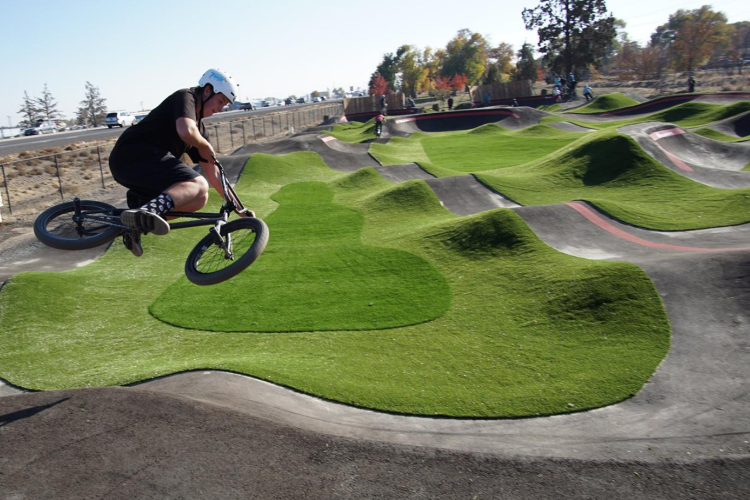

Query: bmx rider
<box><xmin>109</xmin><ymin>68</ymin><xmax>252</xmax><ymax>256</ymax></box>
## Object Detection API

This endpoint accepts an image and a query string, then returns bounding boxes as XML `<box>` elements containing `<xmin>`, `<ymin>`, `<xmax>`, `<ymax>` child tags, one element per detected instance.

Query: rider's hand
<box><xmin>198</xmin><ymin>143</ymin><xmax>216</xmax><ymax>164</ymax></box>
<box><xmin>238</xmin><ymin>208</ymin><xmax>256</xmax><ymax>218</ymax></box>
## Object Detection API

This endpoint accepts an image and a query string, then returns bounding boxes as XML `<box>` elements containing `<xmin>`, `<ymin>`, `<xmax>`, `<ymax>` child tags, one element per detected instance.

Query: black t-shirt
<box><xmin>111</xmin><ymin>88</ymin><xmax>207</xmax><ymax>165</ymax></box>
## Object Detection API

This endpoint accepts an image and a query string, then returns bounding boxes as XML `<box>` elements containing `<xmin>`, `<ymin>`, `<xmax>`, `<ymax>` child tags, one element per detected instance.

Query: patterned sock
<box><xmin>140</xmin><ymin>193</ymin><xmax>174</xmax><ymax>216</ymax></box>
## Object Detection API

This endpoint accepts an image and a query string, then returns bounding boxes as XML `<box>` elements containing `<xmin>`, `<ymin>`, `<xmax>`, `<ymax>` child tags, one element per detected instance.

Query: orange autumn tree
<box><xmin>369</xmin><ymin>73</ymin><xmax>389</xmax><ymax>96</ymax></box>
<box><xmin>429</xmin><ymin>75</ymin><xmax>454</xmax><ymax>108</ymax></box>
<box><xmin>450</xmin><ymin>73</ymin><xmax>469</xmax><ymax>92</ymax></box>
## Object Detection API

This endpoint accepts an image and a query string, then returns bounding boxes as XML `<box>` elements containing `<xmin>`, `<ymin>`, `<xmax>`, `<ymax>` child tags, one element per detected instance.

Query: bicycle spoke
<box><xmin>195</xmin><ymin>227</ymin><xmax>257</xmax><ymax>274</ymax></box>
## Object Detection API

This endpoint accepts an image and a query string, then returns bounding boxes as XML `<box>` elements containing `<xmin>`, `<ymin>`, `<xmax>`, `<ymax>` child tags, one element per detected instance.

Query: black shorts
<box><xmin>109</xmin><ymin>142</ymin><xmax>200</xmax><ymax>204</ymax></box>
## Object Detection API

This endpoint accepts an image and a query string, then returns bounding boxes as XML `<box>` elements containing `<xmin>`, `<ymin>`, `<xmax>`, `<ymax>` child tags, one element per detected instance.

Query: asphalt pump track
<box><xmin>1</xmin><ymin>103</ymin><xmax>749</xmax><ymax>498</ymax></box>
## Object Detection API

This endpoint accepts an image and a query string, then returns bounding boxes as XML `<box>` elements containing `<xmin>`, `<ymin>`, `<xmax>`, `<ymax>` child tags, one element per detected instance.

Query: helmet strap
<box><xmin>197</xmin><ymin>85</ymin><xmax>215</xmax><ymax>127</ymax></box>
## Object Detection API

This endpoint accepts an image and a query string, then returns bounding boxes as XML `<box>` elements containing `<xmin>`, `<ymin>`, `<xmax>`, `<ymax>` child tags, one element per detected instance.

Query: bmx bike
<box><xmin>33</xmin><ymin>159</ymin><xmax>269</xmax><ymax>286</ymax></box>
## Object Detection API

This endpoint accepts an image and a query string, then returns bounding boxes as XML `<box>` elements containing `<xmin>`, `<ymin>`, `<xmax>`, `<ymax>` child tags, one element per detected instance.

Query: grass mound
<box><xmin>477</xmin><ymin>129</ymin><xmax>750</xmax><ymax>230</ymax></box>
<box><xmin>692</xmin><ymin>127</ymin><xmax>749</xmax><ymax>143</ymax></box>
<box><xmin>567</xmin><ymin>92</ymin><xmax>640</xmax><ymax>114</ymax></box>
<box><xmin>0</xmin><ymin>149</ymin><xmax>672</xmax><ymax>417</ymax></box>
<box><xmin>542</xmin><ymin>100</ymin><xmax>750</xmax><ymax>131</ymax></box>
<box><xmin>151</xmin><ymin>182</ymin><xmax>451</xmax><ymax>332</ymax></box>
<box><xmin>370</xmin><ymin>124</ymin><xmax>580</xmax><ymax>173</ymax></box>
<box><xmin>324</xmin><ymin>119</ymin><xmax>376</xmax><ymax>143</ymax></box>
<box><xmin>649</xmin><ymin>101</ymin><xmax>750</xmax><ymax>127</ymax></box>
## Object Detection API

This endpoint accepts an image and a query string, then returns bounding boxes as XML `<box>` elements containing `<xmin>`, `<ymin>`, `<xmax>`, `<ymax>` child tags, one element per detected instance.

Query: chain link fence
<box><xmin>0</xmin><ymin>103</ymin><xmax>343</xmax><ymax>219</ymax></box>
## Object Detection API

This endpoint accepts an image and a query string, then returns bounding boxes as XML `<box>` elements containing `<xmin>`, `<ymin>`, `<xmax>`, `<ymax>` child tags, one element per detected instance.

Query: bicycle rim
<box><xmin>35</xmin><ymin>201</ymin><xmax>121</xmax><ymax>250</ymax></box>
<box><xmin>186</xmin><ymin>218</ymin><xmax>268</xmax><ymax>286</ymax></box>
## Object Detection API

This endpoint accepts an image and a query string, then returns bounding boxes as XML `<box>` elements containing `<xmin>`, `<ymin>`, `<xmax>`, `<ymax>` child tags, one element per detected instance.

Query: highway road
<box><xmin>0</xmin><ymin>102</ymin><xmax>330</xmax><ymax>157</ymax></box>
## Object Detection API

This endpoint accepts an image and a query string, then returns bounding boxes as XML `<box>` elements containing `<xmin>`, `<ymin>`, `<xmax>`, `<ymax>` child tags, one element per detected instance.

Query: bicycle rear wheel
<box><xmin>185</xmin><ymin>218</ymin><xmax>269</xmax><ymax>286</ymax></box>
<box><xmin>34</xmin><ymin>200</ymin><xmax>122</xmax><ymax>250</ymax></box>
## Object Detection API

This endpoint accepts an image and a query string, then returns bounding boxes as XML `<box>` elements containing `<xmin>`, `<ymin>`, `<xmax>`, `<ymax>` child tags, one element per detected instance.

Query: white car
<box><xmin>105</xmin><ymin>111</ymin><xmax>136</xmax><ymax>128</ymax></box>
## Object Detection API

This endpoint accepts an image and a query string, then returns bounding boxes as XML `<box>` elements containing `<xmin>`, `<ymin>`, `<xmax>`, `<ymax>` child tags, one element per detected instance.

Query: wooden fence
<box><xmin>469</xmin><ymin>80</ymin><xmax>533</xmax><ymax>103</ymax></box>
<box><xmin>343</xmin><ymin>93</ymin><xmax>405</xmax><ymax>115</ymax></box>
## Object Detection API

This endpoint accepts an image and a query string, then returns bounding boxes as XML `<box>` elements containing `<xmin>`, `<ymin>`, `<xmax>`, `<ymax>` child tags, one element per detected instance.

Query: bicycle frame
<box><xmin>70</xmin><ymin>159</ymin><xmax>248</xmax><ymax>247</ymax></box>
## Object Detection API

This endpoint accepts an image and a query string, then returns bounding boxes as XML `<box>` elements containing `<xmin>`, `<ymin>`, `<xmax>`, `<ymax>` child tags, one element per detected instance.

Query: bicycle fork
<box><xmin>209</xmin><ymin>216</ymin><xmax>234</xmax><ymax>261</ymax></box>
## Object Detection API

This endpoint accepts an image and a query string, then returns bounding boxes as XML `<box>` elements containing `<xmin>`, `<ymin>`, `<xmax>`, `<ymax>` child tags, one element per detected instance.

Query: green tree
<box><xmin>513</xmin><ymin>42</ymin><xmax>539</xmax><ymax>81</ymax></box>
<box><xmin>18</xmin><ymin>91</ymin><xmax>40</xmax><ymax>127</ymax></box>
<box><xmin>77</xmin><ymin>81</ymin><xmax>107</xmax><ymax>127</ymax></box>
<box><xmin>441</xmin><ymin>29</ymin><xmax>490</xmax><ymax>83</ymax></box>
<box><xmin>35</xmin><ymin>83</ymin><xmax>62</xmax><ymax>123</ymax></box>
<box><xmin>398</xmin><ymin>45</ymin><xmax>428</xmax><ymax>98</ymax></box>
<box><xmin>482</xmin><ymin>42</ymin><xmax>515</xmax><ymax>83</ymax></box>
<box><xmin>483</xmin><ymin>64</ymin><xmax>503</xmax><ymax>84</ymax></box>
<box><xmin>522</xmin><ymin>0</ymin><xmax>617</xmax><ymax>77</ymax></box>
<box><xmin>369</xmin><ymin>46</ymin><xmax>408</xmax><ymax>93</ymax></box>
<box><xmin>420</xmin><ymin>47</ymin><xmax>443</xmax><ymax>93</ymax></box>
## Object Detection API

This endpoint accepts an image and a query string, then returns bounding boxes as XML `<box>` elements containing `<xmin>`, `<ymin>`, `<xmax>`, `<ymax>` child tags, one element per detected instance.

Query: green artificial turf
<box><xmin>692</xmin><ymin>127</ymin><xmax>749</xmax><ymax>143</ymax></box>
<box><xmin>537</xmin><ymin>103</ymin><xmax>561</xmax><ymax>112</ymax></box>
<box><xmin>151</xmin><ymin>181</ymin><xmax>451</xmax><ymax>332</ymax></box>
<box><xmin>370</xmin><ymin>124</ymin><xmax>581</xmax><ymax>174</ymax></box>
<box><xmin>566</xmin><ymin>92</ymin><xmax>640</xmax><ymax>114</ymax></box>
<box><xmin>0</xmin><ymin>150</ymin><xmax>671</xmax><ymax>417</ymax></box>
<box><xmin>542</xmin><ymin>101</ymin><xmax>750</xmax><ymax>131</ymax></box>
<box><xmin>324</xmin><ymin>119</ymin><xmax>377</xmax><ymax>142</ymax></box>
<box><xmin>476</xmin><ymin>129</ymin><xmax>750</xmax><ymax>230</ymax></box>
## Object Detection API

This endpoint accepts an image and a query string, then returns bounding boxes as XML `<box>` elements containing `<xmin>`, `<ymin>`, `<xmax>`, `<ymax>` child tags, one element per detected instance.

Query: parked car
<box><xmin>260</xmin><ymin>101</ymin><xmax>271</xmax><ymax>107</ymax></box>
<box><xmin>238</xmin><ymin>102</ymin><xmax>256</xmax><ymax>110</ymax></box>
<box><xmin>133</xmin><ymin>114</ymin><xmax>147</xmax><ymax>125</ymax></box>
<box><xmin>296</xmin><ymin>97</ymin><xmax>306</xmax><ymax>104</ymax></box>
<box><xmin>285</xmin><ymin>98</ymin><xmax>294</xmax><ymax>105</ymax></box>
<box><xmin>105</xmin><ymin>111</ymin><xmax>135</xmax><ymax>128</ymax></box>
<box><xmin>312</xmin><ymin>96</ymin><xmax>321</xmax><ymax>103</ymax></box>
<box><xmin>24</xmin><ymin>120</ymin><xmax>57</xmax><ymax>136</ymax></box>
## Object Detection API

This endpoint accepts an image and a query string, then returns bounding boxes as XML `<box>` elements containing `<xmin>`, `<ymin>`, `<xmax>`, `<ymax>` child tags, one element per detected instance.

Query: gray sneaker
<box><xmin>121</xmin><ymin>209</ymin><xmax>170</xmax><ymax>235</ymax></box>
<box><xmin>123</xmin><ymin>231</ymin><xmax>143</xmax><ymax>257</ymax></box>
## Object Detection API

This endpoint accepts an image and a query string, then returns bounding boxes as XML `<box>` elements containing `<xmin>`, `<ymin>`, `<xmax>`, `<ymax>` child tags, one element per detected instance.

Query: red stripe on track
<box><xmin>395</xmin><ymin>109</ymin><xmax>520</xmax><ymax>124</ymax></box>
<box><xmin>647</xmin><ymin>127</ymin><xmax>692</xmax><ymax>171</ymax></box>
<box><xmin>565</xmin><ymin>201</ymin><xmax>750</xmax><ymax>253</ymax></box>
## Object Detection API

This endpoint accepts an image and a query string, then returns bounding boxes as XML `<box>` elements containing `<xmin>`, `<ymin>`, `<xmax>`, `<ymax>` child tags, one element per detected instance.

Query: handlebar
<box><xmin>212</xmin><ymin>156</ymin><xmax>250</xmax><ymax>216</ymax></box>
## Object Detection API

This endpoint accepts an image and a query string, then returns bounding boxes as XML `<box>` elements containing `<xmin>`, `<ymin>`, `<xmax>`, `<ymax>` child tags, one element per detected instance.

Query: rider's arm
<box><xmin>176</xmin><ymin>117</ymin><xmax>214</xmax><ymax>164</ymax></box>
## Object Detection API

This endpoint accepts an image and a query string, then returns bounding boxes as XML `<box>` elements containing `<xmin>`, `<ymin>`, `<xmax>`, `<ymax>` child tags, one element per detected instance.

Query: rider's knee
<box><xmin>193</xmin><ymin>176</ymin><xmax>209</xmax><ymax>206</ymax></box>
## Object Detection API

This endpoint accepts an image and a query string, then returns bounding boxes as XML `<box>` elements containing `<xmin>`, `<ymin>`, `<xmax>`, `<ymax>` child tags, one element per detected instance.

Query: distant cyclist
<box><xmin>374</xmin><ymin>111</ymin><xmax>386</xmax><ymax>137</ymax></box>
<box><xmin>583</xmin><ymin>84</ymin><xmax>594</xmax><ymax>101</ymax></box>
<box><xmin>109</xmin><ymin>69</ymin><xmax>251</xmax><ymax>256</ymax></box>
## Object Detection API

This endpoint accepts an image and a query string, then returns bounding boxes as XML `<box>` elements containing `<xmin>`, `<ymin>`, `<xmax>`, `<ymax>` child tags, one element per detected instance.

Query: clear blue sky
<box><xmin>1</xmin><ymin>0</ymin><xmax>747</xmax><ymax>126</ymax></box>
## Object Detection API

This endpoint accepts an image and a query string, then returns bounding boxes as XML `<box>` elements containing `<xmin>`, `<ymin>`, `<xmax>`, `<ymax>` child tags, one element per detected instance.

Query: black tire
<box><xmin>34</xmin><ymin>200</ymin><xmax>122</xmax><ymax>250</ymax></box>
<box><xmin>185</xmin><ymin>218</ymin><xmax>269</xmax><ymax>286</ymax></box>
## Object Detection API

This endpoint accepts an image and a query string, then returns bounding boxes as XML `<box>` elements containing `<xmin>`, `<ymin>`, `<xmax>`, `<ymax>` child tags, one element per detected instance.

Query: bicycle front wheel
<box><xmin>185</xmin><ymin>218</ymin><xmax>269</xmax><ymax>286</ymax></box>
<box><xmin>34</xmin><ymin>200</ymin><xmax>122</xmax><ymax>250</ymax></box>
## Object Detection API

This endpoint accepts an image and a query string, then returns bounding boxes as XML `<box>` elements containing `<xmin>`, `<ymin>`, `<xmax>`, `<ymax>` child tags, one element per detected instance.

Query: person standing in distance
<box><xmin>108</xmin><ymin>69</ymin><xmax>251</xmax><ymax>256</ymax></box>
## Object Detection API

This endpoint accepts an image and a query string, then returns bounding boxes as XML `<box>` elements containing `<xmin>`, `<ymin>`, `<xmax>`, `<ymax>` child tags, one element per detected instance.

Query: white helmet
<box><xmin>198</xmin><ymin>68</ymin><xmax>238</xmax><ymax>103</ymax></box>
